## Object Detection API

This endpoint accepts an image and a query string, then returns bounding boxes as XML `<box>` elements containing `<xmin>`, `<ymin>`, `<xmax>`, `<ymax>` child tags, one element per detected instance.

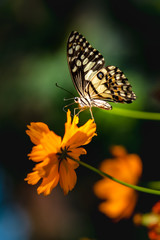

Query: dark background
<box><xmin>0</xmin><ymin>0</ymin><xmax>160</xmax><ymax>239</ymax></box>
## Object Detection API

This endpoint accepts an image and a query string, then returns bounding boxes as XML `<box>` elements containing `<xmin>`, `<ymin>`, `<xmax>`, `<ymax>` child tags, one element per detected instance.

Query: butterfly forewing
<box><xmin>67</xmin><ymin>31</ymin><xmax>105</xmax><ymax>97</ymax></box>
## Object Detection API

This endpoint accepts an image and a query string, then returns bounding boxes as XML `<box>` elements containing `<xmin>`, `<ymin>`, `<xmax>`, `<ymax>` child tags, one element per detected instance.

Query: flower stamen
<box><xmin>57</xmin><ymin>147</ymin><xmax>70</xmax><ymax>161</ymax></box>
<box><xmin>56</xmin><ymin>147</ymin><xmax>72</xmax><ymax>171</ymax></box>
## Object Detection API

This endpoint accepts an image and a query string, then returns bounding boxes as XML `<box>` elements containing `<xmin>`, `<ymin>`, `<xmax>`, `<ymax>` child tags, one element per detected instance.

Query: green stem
<box><xmin>106</xmin><ymin>107</ymin><xmax>160</xmax><ymax>120</ymax></box>
<box><xmin>68</xmin><ymin>155</ymin><xmax>160</xmax><ymax>195</ymax></box>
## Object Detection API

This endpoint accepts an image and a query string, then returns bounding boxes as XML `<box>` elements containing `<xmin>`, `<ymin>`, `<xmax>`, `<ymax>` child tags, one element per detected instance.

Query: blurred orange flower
<box><xmin>25</xmin><ymin>110</ymin><xmax>96</xmax><ymax>195</ymax></box>
<box><xmin>134</xmin><ymin>201</ymin><xmax>160</xmax><ymax>240</ymax></box>
<box><xmin>93</xmin><ymin>145</ymin><xmax>142</xmax><ymax>221</ymax></box>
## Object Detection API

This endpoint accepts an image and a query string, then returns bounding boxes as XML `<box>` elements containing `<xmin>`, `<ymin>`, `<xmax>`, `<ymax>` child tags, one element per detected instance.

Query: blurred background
<box><xmin>0</xmin><ymin>0</ymin><xmax>160</xmax><ymax>239</ymax></box>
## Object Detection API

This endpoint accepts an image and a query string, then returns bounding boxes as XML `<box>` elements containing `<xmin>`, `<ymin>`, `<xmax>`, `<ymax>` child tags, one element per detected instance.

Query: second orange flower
<box><xmin>94</xmin><ymin>146</ymin><xmax>143</xmax><ymax>221</ymax></box>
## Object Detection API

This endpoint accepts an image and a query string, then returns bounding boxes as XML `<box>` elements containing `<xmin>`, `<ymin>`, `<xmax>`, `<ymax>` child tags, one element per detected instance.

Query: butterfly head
<box><xmin>74</xmin><ymin>96</ymin><xmax>92</xmax><ymax>109</ymax></box>
<box><xmin>74</xmin><ymin>97</ymin><xmax>88</xmax><ymax>108</ymax></box>
<box><xmin>74</xmin><ymin>97</ymin><xmax>79</xmax><ymax>103</ymax></box>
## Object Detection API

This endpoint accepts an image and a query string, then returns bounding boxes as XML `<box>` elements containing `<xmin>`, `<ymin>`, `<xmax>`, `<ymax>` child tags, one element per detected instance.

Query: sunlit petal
<box><xmin>59</xmin><ymin>160</ymin><xmax>77</xmax><ymax>195</ymax></box>
<box><xmin>26</xmin><ymin>122</ymin><xmax>50</xmax><ymax>145</ymax></box>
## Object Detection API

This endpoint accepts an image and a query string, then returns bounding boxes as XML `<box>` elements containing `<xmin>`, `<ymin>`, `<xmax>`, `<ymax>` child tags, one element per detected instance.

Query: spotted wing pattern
<box><xmin>67</xmin><ymin>31</ymin><xmax>105</xmax><ymax>97</ymax></box>
<box><xmin>67</xmin><ymin>31</ymin><xmax>136</xmax><ymax>104</ymax></box>
<box><xmin>87</xmin><ymin>66</ymin><xmax>136</xmax><ymax>103</ymax></box>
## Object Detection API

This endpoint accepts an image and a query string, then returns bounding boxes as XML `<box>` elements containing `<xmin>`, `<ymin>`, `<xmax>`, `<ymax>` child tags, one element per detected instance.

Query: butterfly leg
<box><xmin>89</xmin><ymin>107</ymin><xmax>95</xmax><ymax>122</ymax></box>
<box><xmin>74</xmin><ymin>107</ymin><xmax>84</xmax><ymax>116</ymax></box>
<box><xmin>63</xmin><ymin>102</ymin><xmax>75</xmax><ymax>115</ymax></box>
<box><xmin>74</xmin><ymin>107</ymin><xmax>95</xmax><ymax>121</ymax></box>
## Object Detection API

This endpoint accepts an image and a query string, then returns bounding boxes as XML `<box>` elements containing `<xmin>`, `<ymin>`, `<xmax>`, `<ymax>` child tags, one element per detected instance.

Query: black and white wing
<box><xmin>67</xmin><ymin>31</ymin><xmax>105</xmax><ymax>98</ymax></box>
<box><xmin>67</xmin><ymin>31</ymin><xmax>136</xmax><ymax>105</ymax></box>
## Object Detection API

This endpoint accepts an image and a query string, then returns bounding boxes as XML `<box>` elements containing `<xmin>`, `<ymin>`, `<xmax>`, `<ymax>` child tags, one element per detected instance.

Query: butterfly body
<box><xmin>74</xmin><ymin>96</ymin><xmax>112</xmax><ymax>110</ymax></box>
<box><xmin>67</xmin><ymin>31</ymin><xmax>136</xmax><ymax>118</ymax></box>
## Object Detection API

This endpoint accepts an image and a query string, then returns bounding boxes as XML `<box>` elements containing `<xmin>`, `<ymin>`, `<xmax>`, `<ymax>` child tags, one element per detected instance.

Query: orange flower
<box><xmin>93</xmin><ymin>145</ymin><xmax>142</xmax><ymax>221</ymax></box>
<box><xmin>25</xmin><ymin>110</ymin><xmax>96</xmax><ymax>195</ymax></box>
<box><xmin>134</xmin><ymin>201</ymin><xmax>160</xmax><ymax>240</ymax></box>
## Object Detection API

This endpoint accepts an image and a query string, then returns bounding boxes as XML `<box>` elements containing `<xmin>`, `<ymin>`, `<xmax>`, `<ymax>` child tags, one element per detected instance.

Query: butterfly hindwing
<box><xmin>87</xmin><ymin>66</ymin><xmax>136</xmax><ymax>103</ymax></box>
<box><xmin>67</xmin><ymin>31</ymin><xmax>105</xmax><ymax>97</ymax></box>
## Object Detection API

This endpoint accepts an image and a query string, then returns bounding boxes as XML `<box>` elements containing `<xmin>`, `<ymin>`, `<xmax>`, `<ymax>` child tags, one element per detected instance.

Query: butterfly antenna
<box><xmin>55</xmin><ymin>83</ymin><xmax>75</xmax><ymax>97</ymax></box>
<box><xmin>64</xmin><ymin>97</ymin><xmax>75</xmax><ymax>101</ymax></box>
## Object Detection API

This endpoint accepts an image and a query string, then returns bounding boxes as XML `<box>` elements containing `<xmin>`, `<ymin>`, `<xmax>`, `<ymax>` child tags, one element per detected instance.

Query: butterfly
<box><xmin>67</xmin><ymin>31</ymin><xmax>136</xmax><ymax>119</ymax></box>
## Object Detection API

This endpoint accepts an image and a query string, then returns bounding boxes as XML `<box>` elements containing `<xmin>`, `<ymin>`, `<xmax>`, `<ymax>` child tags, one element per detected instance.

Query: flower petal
<box><xmin>79</xmin><ymin>119</ymin><xmax>97</xmax><ymax>144</ymax></box>
<box><xmin>24</xmin><ymin>171</ymin><xmax>41</xmax><ymax>185</ymax></box>
<box><xmin>32</xmin><ymin>157</ymin><xmax>51</xmax><ymax>178</ymax></box>
<box><xmin>110</xmin><ymin>145</ymin><xmax>127</xmax><ymax>158</ymax></box>
<box><xmin>98</xmin><ymin>192</ymin><xmax>137</xmax><ymax>220</ymax></box>
<box><xmin>26</xmin><ymin>122</ymin><xmax>50</xmax><ymax>145</ymax></box>
<box><xmin>64</xmin><ymin>122</ymin><xmax>97</xmax><ymax>149</ymax></box>
<box><xmin>40</xmin><ymin>131</ymin><xmax>62</xmax><ymax>154</ymax></box>
<box><xmin>66</xmin><ymin>158</ymin><xmax>79</xmax><ymax>169</ymax></box>
<box><xmin>42</xmin><ymin>154</ymin><xmax>59</xmax><ymax>178</ymax></box>
<box><xmin>37</xmin><ymin>163</ymin><xmax>59</xmax><ymax>196</ymax></box>
<box><xmin>69</xmin><ymin>147</ymin><xmax>87</xmax><ymax>158</ymax></box>
<box><xmin>65</xmin><ymin>147</ymin><xmax>86</xmax><ymax>169</ymax></box>
<box><xmin>28</xmin><ymin>144</ymin><xmax>47</xmax><ymax>162</ymax></box>
<box><xmin>59</xmin><ymin>159</ymin><xmax>77</xmax><ymax>195</ymax></box>
<box><xmin>126</xmin><ymin>154</ymin><xmax>143</xmax><ymax>180</ymax></box>
<box><xmin>62</xmin><ymin>110</ymin><xmax>79</xmax><ymax>146</ymax></box>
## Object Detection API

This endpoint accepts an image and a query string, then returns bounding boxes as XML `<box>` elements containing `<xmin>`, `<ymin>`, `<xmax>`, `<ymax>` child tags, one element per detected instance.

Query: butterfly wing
<box><xmin>67</xmin><ymin>31</ymin><xmax>105</xmax><ymax>98</ymax></box>
<box><xmin>67</xmin><ymin>31</ymin><xmax>136</xmax><ymax>104</ymax></box>
<box><xmin>87</xmin><ymin>66</ymin><xmax>136</xmax><ymax>103</ymax></box>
